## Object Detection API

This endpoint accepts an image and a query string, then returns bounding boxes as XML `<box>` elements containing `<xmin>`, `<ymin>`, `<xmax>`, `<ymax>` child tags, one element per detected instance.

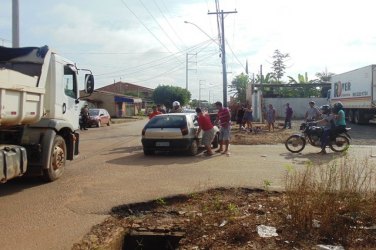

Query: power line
<box><xmin>152</xmin><ymin>0</ymin><xmax>186</xmax><ymax>48</ymax></box>
<box><xmin>120</xmin><ymin>0</ymin><xmax>181</xmax><ymax>64</ymax></box>
<box><xmin>138</xmin><ymin>0</ymin><xmax>181</xmax><ymax>52</ymax></box>
<box><xmin>94</xmin><ymin>39</ymin><xmax>213</xmax><ymax>78</ymax></box>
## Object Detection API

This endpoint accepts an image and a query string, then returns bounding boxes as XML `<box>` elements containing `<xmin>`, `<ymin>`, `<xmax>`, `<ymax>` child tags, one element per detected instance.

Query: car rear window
<box><xmin>89</xmin><ymin>109</ymin><xmax>99</xmax><ymax>116</ymax></box>
<box><xmin>146</xmin><ymin>115</ymin><xmax>187</xmax><ymax>128</ymax></box>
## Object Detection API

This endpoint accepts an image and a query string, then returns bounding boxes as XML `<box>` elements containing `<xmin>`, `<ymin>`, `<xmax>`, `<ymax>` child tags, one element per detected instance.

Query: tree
<box><xmin>152</xmin><ymin>85</ymin><xmax>191</xmax><ymax>109</ymax></box>
<box><xmin>315</xmin><ymin>68</ymin><xmax>335</xmax><ymax>82</ymax></box>
<box><xmin>287</xmin><ymin>72</ymin><xmax>318</xmax><ymax>84</ymax></box>
<box><xmin>229</xmin><ymin>73</ymin><xmax>249</xmax><ymax>103</ymax></box>
<box><xmin>271</xmin><ymin>49</ymin><xmax>289</xmax><ymax>83</ymax></box>
<box><xmin>255</xmin><ymin>72</ymin><xmax>275</xmax><ymax>84</ymax></box>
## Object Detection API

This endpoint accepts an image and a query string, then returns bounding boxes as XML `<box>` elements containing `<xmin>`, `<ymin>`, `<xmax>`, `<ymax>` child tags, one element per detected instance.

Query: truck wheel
<box><xmin>43</xmin><ymin>135</ymin><xmax>66</xmax><ymax>182</ymax></box>
<box><xmin>348</xmin><ymin>110</ymin><xmax>355</xmax><ymax>123</ymax></box>
<box><xmin>354</xmin><ymin>110</ymin><xmax>367</xmax><ymax>124</ymax></box>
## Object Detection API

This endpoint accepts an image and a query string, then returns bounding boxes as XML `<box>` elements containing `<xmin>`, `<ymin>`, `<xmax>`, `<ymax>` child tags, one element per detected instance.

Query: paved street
<box><xmin>0</xmin><ymin>119</ymin><xmax>375</xmax><ymax>250</ymax></box>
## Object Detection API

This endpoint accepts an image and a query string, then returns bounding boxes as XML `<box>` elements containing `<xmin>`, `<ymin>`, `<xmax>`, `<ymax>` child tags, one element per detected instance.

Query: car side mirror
<box><xmin>85</xmin><ymin>74</ymin><xmax>94</xmax><ymax>94</ymax></box>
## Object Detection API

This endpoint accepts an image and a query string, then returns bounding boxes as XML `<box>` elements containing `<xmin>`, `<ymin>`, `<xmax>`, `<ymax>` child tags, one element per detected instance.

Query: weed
<box><xmin>155</xmin><ymin>198</ymin><xmax>166</xmax><ymax>206</ymax></box>
<box><xmin>263</xmin><ymin>179</ymin><xmax>272</xmax><ymax>191</ymax></box>
<box><xmin>284</xmin><ymin>154</ymin><xmax>376</xmax><ymax>245</ymax></box>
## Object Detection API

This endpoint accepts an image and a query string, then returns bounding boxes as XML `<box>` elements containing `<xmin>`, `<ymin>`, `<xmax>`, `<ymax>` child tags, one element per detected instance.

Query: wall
<box><xmin>253</xmin><ymin>96</ymin><xmax>328</xmax><ymax>121</ymax></box>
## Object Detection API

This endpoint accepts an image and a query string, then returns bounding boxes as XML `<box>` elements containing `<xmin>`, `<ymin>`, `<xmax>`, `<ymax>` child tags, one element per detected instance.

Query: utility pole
<box><xmin>185</xmin><ymin>53</ymin><xmax>197</xmax><ymax>90</ymax></box>
<box><xmin>12</xmin><ymin>0</ymin><xmax>20</xmax><ymax>48</ymax></box>
<box><xmin>208</xmin><ymin>9</ymin><xmax>237</xmax><ymax>107</ymax></box>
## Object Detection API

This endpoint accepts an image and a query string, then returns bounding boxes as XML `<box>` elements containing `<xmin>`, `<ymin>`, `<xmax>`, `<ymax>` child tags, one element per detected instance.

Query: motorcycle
<box><xmin>285</xmin><ymin>122</ymin><xmax>351</xmax><ymax>153</ymax></box>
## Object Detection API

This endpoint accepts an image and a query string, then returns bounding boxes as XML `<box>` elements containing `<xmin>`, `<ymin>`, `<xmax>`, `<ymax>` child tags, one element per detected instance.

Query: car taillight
<box><xmin>142</xmin><ymin>128</ymin><xmax>146</xmax><ymax>136</ymax></box>
<box><xmin>181</xmin><ymin>126</ymin><xmax>188</xmax><ymax>136</ymax></box>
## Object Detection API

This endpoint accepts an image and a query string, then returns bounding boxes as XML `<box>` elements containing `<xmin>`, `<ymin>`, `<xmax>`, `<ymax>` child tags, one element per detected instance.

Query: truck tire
<box><xmin>348</xmin><ymin>110</ymin><xmax>355</xmax><ymax>123</ymax></box>
<box><xmin>43</xmin><ymin>135</ymin><xmax>66</xmax><ymax>182</ymax></box>
<box><xmin>354</xmin><ymin>110</ymin><xmax>367</xmax><ymax>124</ymax></box>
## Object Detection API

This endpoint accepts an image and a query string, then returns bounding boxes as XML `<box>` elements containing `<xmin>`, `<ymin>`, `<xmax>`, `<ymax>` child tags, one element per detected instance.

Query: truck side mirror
<box><xmin>85</xmin><ymin>74</ymin><xmax>94</xmax><ymax>94</ymax></box>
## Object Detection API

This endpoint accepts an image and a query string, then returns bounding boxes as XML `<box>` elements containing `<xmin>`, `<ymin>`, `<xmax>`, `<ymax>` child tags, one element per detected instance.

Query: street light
<box><xmin>184</xmin><ymin>20</ymin><xmax>228</xmax><ymax>107</ymax></box>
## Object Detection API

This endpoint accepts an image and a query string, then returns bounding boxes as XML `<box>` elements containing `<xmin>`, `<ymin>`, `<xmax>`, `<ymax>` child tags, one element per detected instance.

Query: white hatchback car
<box><xmin>141</xmin><ymin>113</ymin><xmax>219</xmax><ymax>156</ymax></box>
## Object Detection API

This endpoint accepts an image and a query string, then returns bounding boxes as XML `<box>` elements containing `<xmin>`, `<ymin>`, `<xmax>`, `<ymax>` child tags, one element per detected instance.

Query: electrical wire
<box><xmin>138</xmin><ymin>0</ymin><xmax>182</xmax><ymax>52</ymax></box>
<box><xmin>120</xmin><ymin>0</ymin><xmax>182</xmax><ymax>64</ymax></box>
<box><xmin>152</xmin><ymin>0</ymin><xmax>187</xmax><ymax>48</ymax></box>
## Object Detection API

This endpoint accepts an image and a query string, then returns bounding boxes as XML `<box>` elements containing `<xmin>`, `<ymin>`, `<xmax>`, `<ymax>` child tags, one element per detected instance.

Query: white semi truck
<box><xmin>0</xmin><ymin>45</ymin><xmax>94</xmax><ymax>182</ymax></box>
<box><xmin>330</xmin><ymin>65</ymin><xmax>376</xmax><ymax>124</ymax></box>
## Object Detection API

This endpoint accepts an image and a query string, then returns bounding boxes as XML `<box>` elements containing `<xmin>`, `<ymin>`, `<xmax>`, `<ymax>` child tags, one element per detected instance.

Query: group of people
<box><xmin>197</xmin><ymin>101</ymin><xmax>231</xmax><ymax>156</ymax></box>
<box><xmin>235</xmin><ymin>105</ymin><xmax>254</xmax><ymax>132</ymax></box>
<box><xmin>235</xmin><ymin>103</ymin><xmax>293</xmax><ymax>133</ymax></box>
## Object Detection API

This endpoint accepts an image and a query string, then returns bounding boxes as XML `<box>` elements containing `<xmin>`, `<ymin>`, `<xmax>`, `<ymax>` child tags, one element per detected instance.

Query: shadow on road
<box><xmin>106</xmin><ymin>146</ymin><xmax>215</xmax><ymax>167</ymax></box>
<box><xmin>0</xmin><ymin>178</ymin><xmax>46</xmax><ymax>197</ymax></box>
<box><xmin>280</xmin><ymin>151</ymin><xmax>345</xmax><ymax>165</ymax></box>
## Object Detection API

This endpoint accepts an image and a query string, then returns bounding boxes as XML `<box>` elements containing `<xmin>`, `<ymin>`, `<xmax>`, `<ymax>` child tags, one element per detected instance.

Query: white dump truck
<box><xmin>0</xmin><ymin>45</ymin><xmax>94</xmax><ymax>182</ymax></box>
<box><xmin>330</xmin><ymin>65</ymin><xmax>376</xmax><ymax>124</ymax></box>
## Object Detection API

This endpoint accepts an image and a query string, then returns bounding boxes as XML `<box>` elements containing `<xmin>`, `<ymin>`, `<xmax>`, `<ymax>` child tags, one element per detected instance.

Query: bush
<box><xmin>284</xmin><ymin>155</ymin><xmax>376</xmax><ymax>245</ymax></box>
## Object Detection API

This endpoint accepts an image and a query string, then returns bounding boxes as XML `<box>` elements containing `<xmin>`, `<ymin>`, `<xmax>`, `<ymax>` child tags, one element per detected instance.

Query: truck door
<box><xmin>63</xmin><ymin>65</ymin><xmax>79</xmax><ymax>129</ymax></box>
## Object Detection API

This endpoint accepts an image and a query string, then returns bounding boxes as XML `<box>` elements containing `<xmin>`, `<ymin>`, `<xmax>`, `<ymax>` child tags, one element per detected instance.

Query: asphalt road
<box><xmin>0</xmin><ymin>119</ymin><xmax>375</xmax><ymax>250</ymax></box>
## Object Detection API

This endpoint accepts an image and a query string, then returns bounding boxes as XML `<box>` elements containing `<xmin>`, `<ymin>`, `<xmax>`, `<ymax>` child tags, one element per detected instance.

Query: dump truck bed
<box><xmin>0</xmin><ymin>46</ymin><xmax>49</xmax><ymax>126</ymax></box>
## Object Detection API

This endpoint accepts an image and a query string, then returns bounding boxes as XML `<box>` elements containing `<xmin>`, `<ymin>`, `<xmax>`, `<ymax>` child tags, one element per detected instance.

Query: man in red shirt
<box><xmin>214</xmin><ymin>101</ymin><xmax>231</xmax><ymax>155</ymax></box>
<box><xmin>148</xmin><ymin>106</ymin><xmax>161</xmax><ymax>119</ymax></box>
<box><xmin>195</xmin><ymin>107</ymin><xmax>215</xmax><ymax>156</ymax></box>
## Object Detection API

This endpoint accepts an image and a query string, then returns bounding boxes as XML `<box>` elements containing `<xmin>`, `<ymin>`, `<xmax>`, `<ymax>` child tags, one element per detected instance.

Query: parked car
<box><xmin>141</xmin><ymin>113</ymin><xmax>219</xmax><ymax>156</ymax></box>
<box><xmin>88</xmin><ymin>108</ymin><xmax>111</xmax><ymax>127</ymax></box>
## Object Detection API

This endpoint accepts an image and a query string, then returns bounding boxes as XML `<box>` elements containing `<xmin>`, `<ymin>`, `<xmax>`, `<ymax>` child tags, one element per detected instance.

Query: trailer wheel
<box><xmin>43</xmin><ymin>135</ymin><xmax>66</xmax><ymax>182</ymax></box>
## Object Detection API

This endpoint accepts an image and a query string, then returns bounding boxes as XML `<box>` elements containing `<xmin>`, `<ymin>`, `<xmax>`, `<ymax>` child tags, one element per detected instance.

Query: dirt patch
<box><xmin>230</xmin><ymin>122</ymin><xmax>296</xmax><ymax>145</ymax></box>
<box><xmin>72</xmin><ymin>188</ymin><xmax>376</xmax><ymax>249</ymax></box>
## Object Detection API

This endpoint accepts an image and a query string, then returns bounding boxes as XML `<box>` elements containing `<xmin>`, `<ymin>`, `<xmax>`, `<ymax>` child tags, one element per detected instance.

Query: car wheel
<box><xmin>143</xmin><ymin>148</ymin><xmax>154</xmax><ymax>156</ymax></box>
<box><xmin>187</xmin><ymin>140</ymin><xmax>198</xmax><ymax>156</ymax></box>
<box><xmin>97</xmin><ymin>120</ymin><xmax>101</xmax><ymax>127</ymax></box>
<box><xmin>43</xmin><ymin>135</ymin><xmax>66</xmax><ymax>182</ymax></box>
<box><xmin>107</xmin><ymin>119</ymin><xmax>110</xmax><ymax>126</ymax></box>
<box><xmin>212</xmin><ymin>133</ymin><xmax>219</xmax><ymax>148</ymax></box>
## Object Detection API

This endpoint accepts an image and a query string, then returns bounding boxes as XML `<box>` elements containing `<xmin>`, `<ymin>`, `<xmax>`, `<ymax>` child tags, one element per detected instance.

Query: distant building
<box><xmin>97</xmin><ymin>81</ymin><xmax>154</xmax><ymax>104</ymax></box>
<box><xmin>80</xmin><ymin>81</ymin><xmax>154</xmax><ymax>117</ymax></box>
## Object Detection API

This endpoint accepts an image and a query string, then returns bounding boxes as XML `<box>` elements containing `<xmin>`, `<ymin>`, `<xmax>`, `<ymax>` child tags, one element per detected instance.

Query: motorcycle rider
<box><xmin>316</xmin><ymin>105</ymin><xmax>335</xmax><ymax>154</ymax></box>
<box><xmin>332</xmin><ymin>102</ymin><xmax>347</xmax><ymax>134</ymax></box>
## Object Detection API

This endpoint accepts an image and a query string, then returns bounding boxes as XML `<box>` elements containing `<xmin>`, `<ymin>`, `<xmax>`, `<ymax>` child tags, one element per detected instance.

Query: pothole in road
<box><xmin>123</xmin><ymin>230</ymin><xmax>184</xmax><ymax>250</ymax></box>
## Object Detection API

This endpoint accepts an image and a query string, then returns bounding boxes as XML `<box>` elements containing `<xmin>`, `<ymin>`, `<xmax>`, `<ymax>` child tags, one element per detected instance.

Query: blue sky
<box><xmin>1</xmin><ymin>0</ymin><xmax>375</xmax><ymax>101</ymax></box>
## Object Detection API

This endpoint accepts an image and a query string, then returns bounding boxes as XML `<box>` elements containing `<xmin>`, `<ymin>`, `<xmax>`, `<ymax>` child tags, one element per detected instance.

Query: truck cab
<box><xmin>0</xmin><ymin>45</ymin><xmax>94</xmax><ymax>182</ymax></box>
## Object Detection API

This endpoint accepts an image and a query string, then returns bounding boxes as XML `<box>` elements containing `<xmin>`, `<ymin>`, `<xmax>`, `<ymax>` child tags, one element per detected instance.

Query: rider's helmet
<box><xmin>332</xmin><ymin>102</ymin><xmax>343</xmax><ymax>114</ymax></box>
<box><xmin>172</xmin><ymin>101</ymin><xmax>180</xmax><ymax>107</ymax></box>
<box><xmin>320</xmin><ymin>105</ymin><xmax>331</xmax><ymax>115</ymax></box>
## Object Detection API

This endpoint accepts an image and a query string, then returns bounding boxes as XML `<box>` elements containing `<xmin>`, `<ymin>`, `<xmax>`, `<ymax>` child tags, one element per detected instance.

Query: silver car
<box><xmin>141</xmin><ymin>113</ymin><xmax>219</xmax><ymax>156</ymax></box>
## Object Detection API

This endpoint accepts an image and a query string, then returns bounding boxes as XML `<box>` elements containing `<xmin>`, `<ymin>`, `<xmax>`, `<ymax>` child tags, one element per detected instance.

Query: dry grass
<box><xmin>284</xmin><ymin>154</ymin><xmax>376</xmax><ymax>246</ymax></box>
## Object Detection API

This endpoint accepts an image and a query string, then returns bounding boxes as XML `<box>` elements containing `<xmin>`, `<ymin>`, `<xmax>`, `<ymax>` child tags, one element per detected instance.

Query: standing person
<box><xmin>157</xmin><ymin>104</ymin><xmax>166</xmax><ymax>114</ymax></box>
<box><xmin>283</xmin><ymin>103</ymin><xmax>293</xmax><ymax>129</ymax></box>
<box><xmin>170</xmin><ymin>101</ymin><xmax>183</xmax><ymax>113</ymax></box>
<box><xmin>195</xmin><ymin>108</ymin><xmax>216</xmax><ymax>156</ymax></box>
<box><xmin>80</xmin><ymin>104</ymin><xmax>89</xmax><ymax>130</ymax></box>
<box><xmin>236</xmin><ymin>105</ymin><xmax>245</xmax><ymax>131</ymax></box>
<box><xmin>265</xmin><ymin>104</ymin><xmax>276</xmax><ymax>132</ymax></box>
<box><xmin>148</xmin><ymin>105</ymin><xmax>162</xmax><ymax>119</ymax></box>
<box><xmin>243</xmin><ymin>105</ymin><xmax>253</xmax><ymax>132</ymax></box>
<box><xmin>214</xmin><ymin>101</ymin><xmax>231</xmax><ymax>155</ymax></box>
<box><xmin>305</xmin><ymin>101</ymin><xmax>320</xmax><ymax>121</ymax></box>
